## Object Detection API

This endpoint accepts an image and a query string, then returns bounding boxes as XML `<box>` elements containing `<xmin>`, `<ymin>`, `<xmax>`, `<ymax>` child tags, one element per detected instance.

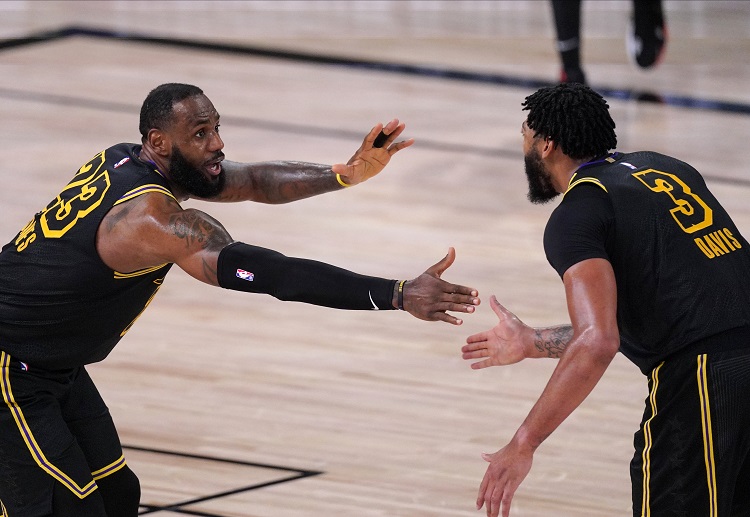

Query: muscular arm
<box><xmin>515</xmin><ymin>258</ymin><xmax>620</xmax><ymax>448</ymax></box>
<box><xmin>213</xmin><ymin>160</ymin><xmax>340</xmax><ymax>204</ymax></box>
<box><xmin>195</xmin><ymin>119</ymin><xmax>413</xmax><ymax>204</ymax></box>
<box><xmin>475</xmin><ymin>258</ymin><xmax>621</xmax><ymax>517</ymax></box>
<box><xmin>97</xmin><ymin>193</ymin><xmax>478</xmax><ymax>323</ymax></box>
<box><xmin>97</xmin><ymin>193</ymin><xmax>232</xmax><ymax>284</ymax></box>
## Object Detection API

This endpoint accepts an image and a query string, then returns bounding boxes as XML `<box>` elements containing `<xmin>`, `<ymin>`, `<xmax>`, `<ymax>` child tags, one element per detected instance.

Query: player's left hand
<box><xmin>476</xmin><ymin>439</ymin><xmax>534</xmax><ymax>517</ymax></box>
<box><xmin>402</xmin><ymin>247</ymin><xmax>480</xmax><ymax>325</ymax></box>
<box><xmin>331</xmin><ymin>119</ymin><xmax>414</xmax><ymax>186</ymax></box>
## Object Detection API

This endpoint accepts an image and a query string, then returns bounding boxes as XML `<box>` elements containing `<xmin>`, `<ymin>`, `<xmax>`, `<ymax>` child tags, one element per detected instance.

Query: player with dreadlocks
<box><xmin>462</xmin><ymin>83</ymin><xmax>750</xmax><ymax>516</ymax></box>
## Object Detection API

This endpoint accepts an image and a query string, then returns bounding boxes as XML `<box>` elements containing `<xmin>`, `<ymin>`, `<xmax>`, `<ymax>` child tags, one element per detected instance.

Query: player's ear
<box><xmin>147</xmin><ymin>129</ymin><xmax>171</xmax><ymax>157</ymax></box>
<box><xmin>541</xmin><ymin>136</ymin><xmax>557</xmax><ymax>158</ymax></box>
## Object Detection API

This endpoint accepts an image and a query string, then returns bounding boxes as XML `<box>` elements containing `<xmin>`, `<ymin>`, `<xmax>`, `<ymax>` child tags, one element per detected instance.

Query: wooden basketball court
<box><xmin>2</xmin><ymin>1</ymin><xmax>750</xmax><ymax>515</ymax></box>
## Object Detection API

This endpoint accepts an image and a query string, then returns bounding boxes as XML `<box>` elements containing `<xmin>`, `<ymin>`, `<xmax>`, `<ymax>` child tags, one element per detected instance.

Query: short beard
<box><xmin>169</xmin><ymin>146</ymin><xmax>225</xmax><ymax>198</ymax></box>
<box><xmin>524</xmin><ymin>148</ymin><xmax>559</xmax><ymax>204</ymax></box>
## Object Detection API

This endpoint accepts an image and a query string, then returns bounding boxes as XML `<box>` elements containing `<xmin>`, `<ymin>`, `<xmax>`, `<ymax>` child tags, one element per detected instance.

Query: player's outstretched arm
<box><xmin>213</xmin><ymin>119</ymin><xmax>413</xmax><ymax>204</ymax></box>
<box><xmin>98</xmin><ymin>194</ymin><xmax>475</xmax><ymax>325</ymax></box>
<box><xmin>216</xmin><ymin>244</ymin><xmax>478</xmax><ymax>325</ymax></box>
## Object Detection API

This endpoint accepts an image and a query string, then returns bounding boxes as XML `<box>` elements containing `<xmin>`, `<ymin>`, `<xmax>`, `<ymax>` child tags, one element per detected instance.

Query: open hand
<box><xmin>462</xmin><ymin>296</ymin><xmax>530</xmax><ymax>368</ymax></box>
<box><xmin>402</xmin><ymin>247</ymin><xmax>479</xmax><ymax>325</ymax></box>
<box><xmin>331</xmin><ymin>119</ymin><xmax>414</xmax><ymax>186</ymax></box>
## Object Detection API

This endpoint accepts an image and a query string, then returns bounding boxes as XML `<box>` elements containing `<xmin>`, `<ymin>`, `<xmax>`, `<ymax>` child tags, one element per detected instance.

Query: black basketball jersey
<box><xmin>545</xmin><ymin>151</ymin><xmax>750</xmax><ymax>372</ymax></box>
<box><xmin>0</xmin><ymin>144</ymin><xmax>176</xmax><ymax>368</ymax></box>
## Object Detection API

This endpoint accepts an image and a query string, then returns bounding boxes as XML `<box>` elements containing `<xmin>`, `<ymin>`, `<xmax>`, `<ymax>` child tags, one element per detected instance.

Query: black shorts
<box><xmin>631</xmin><ymin>346</ymin><xmax>750</xmax><ymax>516</ymax></box>
<box><xmin>0</xmin><ymin>350</ymin><xmax>126</xmax><ymax>516</ymax></box>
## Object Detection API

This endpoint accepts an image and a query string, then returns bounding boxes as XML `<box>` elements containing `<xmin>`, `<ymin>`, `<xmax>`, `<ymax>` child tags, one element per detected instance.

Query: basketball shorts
<box><xmin>630</xmin><ymin>344</ymin><xmax>750</xmax><ymax>516</ymax></box>
<box><xmin>0</xmin><ymin>350</ymin><xmax>127</xmax><ymax>516</ymax></box>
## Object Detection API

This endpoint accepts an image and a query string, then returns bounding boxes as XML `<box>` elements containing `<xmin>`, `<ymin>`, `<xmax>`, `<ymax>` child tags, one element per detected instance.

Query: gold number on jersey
<box><xmin>40</xmin><ymin>151</ymin><xmax>111</xmax><ymax>238</ymax></box>
<box><xmin>632</xmin><ymin>169</ymin><xmax>713</xmax><ymax>234</ymax></box>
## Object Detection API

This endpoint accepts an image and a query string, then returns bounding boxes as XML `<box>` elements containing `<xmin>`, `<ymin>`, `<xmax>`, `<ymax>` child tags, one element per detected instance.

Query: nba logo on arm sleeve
<box><xmin>236</xmin><ymin>269</ymin><xmax>254</xmax><ymax>281</ymax></box>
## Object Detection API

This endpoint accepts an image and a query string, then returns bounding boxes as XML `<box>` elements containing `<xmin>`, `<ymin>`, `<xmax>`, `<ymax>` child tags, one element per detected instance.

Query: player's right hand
<box><xmin>401</xmin><ymin>247</ymin><xmax>480</xmax><ymax>325</ymax></box>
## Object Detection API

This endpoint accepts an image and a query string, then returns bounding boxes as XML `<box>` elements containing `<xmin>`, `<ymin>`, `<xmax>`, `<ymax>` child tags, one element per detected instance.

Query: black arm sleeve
<box><xmin>216</xmin><ymin>242</ymin><xmax>397</xmax><ymax>310</ymax></box>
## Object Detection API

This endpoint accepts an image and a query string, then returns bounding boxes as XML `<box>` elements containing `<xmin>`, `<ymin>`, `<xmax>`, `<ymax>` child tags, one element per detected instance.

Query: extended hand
<box><xmin>331</xmin><ymin>119</ymin><xmax>414</xmax><ymax>186</ymax></box>
<box><xmin>462</xmin><ymin>296</ymin><xmax>530</xmax><ymax>368</ymax></box>
<box><xmin>402</xmin><ymin>247</ymin><xmax>479</xmax><ymax>325</ymax></box>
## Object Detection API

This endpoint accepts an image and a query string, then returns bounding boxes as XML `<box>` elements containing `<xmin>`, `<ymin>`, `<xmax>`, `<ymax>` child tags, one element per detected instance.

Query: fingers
<box><xmin>422</xmin><ymin>300</ymin><xmax>477</xmax><ymax>319</ymax></box>
<box><xmin>380</xmin><ymin>119</ymin><xmax>404</xmax><ymax>142</ymax></box>
<box><xmin>387</xmin><ymin>137</ymin><xmax>415</xmax><ymax>155</ymax></box>
<box><xmin>471</xmin><ymin>359</ymin><xmax>492</xmax><ymax>370</ymax></box>
<box><xmin>425</xmin><ymin>247</ymin><xmax>456</xmax><ymax>278</ymax></box>
<box><xmin>433</xmin><ymin>284</ymin><xmax>479</xmax><ymax>301</ymax></box>
<box><xmin>461</xmin><ymin>344</ymin><xmax>494</xmax><ymax>370</ymax></box>
<box><xmin>380</xmin><ymin>121</ymin><xmax>414</xmax><ymax>155</ymax></box>
<box><xmin>434</xmin><ymin>312</ymin><xmax>463</xmax><ymax>326</ymax></box>
<box><xmin>461</xmin><ymin>340</ymin><xmax>488</xmax><ymax>357</ymax></box>
<box><xmin>489</xmin><ymin>295</ymin><xmax>512</xmax><ymax>319</ymax></box>
<box><xmin>477</xmin><ymin>464</ymin><xmax>491</xmax><ymax>510</ymax></box>
<box><xmin>424</xmin><ymin>301</ymin><xmax>479</xmax><ymax>325</ymax></box>
<box><xmin>443</xmin><ymin>291</ymin><xmax>480</xmax><ymax>306</ymax></box>
<box><xmin>479</xmin><ymin>454</ymin><xmax>505</xmax><ymax>517</ymax></box>
<box><xmin>465</xmin><ymin>332</ymin><xmax>488</xmax><ymax>346</ymax></box>
<box><xmin>382</xmin><ymin>118</ymin><xmax>401</xmax><ymax>135</ymax></box>
<box><xmin>362</xmin><ymin>122</ymin><xmax>385</xmax><ymax>149</ymax></box>
<box><xmin>364</xmin><ymin>119</ymin><xmax>413</xmax><ymax>154</ymax></box>
<box><xmin>462</xmin><ymin>340</ymin><xmax>492</xmax><ymax>369</ymax></box>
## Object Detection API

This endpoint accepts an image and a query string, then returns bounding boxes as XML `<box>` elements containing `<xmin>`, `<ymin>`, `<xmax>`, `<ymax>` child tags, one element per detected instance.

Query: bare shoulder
<box><xmin>97</xmin><ymin>192</ymin><xmax>182</xmax><ymax>272</ymax></box>
<box><xmin>98</xmin><ymin>191</ymin><xmax>228</xmax><ymax>271</ymax></box>
<box><xmin>100</xmin><ymin>191</ymin><xmax>184</xmax><ymax>242</ymax></box>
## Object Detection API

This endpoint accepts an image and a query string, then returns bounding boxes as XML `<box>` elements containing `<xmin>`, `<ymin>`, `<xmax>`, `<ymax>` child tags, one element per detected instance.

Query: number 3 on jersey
<box><xmin>632</xmin><ymin>169</ymin><xmax>713</xmax><ymax>234</ymax></box>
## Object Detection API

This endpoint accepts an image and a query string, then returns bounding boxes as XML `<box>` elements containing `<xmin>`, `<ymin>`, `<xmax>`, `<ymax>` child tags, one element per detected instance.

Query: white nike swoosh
<box><xmin>368</xmin><ymin>290</ymin><xmax>379</xmax><ymax>310</ymax></box>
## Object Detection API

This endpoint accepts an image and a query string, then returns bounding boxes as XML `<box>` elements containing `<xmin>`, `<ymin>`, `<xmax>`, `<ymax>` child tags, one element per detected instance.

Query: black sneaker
<box><xmin>627</xmin><ymin>1</ymin><xmax>667</xmax><ymax>69</ymax></box>
<box><xmin>560</xmin><ymin>66</ymin><xmax>587</xmax><ymax>85</ymax></box>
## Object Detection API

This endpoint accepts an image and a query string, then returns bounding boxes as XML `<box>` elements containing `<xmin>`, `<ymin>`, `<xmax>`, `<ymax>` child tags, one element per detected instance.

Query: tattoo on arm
<box><xmin>222</xmin><ymin>161</ymin><xmax>337</xmax><ymax>203</ymax></box>
<box><xmin>167</xmin><ymin>208</ymin><xmax>233</xmax><ymax>286</ymax></box>
<box><xmin>533</xmin><ymin>325</ymin><xmax>573</xmax><ymax>358</ymax></box>
<box><xmin>168</xmin><ymin>209</ymin><xmax>231</xmax><ymax>253</ymax></box>
<box><xmin>202</xmin><ymin>257</ymin><xmax>219</xmax><ymax>285</ymax></box>
<box><xmin>104</xmin><ymin>203</ymin><xmax>133</xmax><ymax>232</ymax></box>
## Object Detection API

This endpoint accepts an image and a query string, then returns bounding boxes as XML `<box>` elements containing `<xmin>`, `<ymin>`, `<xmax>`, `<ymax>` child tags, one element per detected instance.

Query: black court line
<box><xmin>1</xmin><ymin>28</ymin><xmax>748</xmax><ymax>189</ymax></box>
<box><xmin>123</xmin><ymin>444</ymin><xmax>322</xmax><ymax>516</ymax></box>
<box><xmin>2</xmin><ymin>24</ymin><xmax>750</xmax><ymax>116</ymax></box>
<box><xmin>0</xmin><ymin>85</ymin><xmax>519</xmax><ymax>160</ymax></box>
<box><xmin>3</xmin><ymin>84</ymin><xmax>748</xmax><ymax>190</ymax></box>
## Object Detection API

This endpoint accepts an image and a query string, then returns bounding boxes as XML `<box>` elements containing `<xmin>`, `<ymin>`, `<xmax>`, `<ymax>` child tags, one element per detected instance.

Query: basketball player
<box><xmin>0</xmin><ymin>83</ymin><xmax>480</xmax><ymax>517</ymax></box>
<box><xmin>463</xmin><ymin>83</ymin><xmax>750</xmax><ymax>516</ymax></box>
<box><xmin>553</xmin><ymin>0</ymin><xmax>667</xmax><ymax>85</ymax></box>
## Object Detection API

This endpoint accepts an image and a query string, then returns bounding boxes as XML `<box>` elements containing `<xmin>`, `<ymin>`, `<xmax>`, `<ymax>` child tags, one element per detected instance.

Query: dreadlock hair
<box><xmin>522</xmin><ymin>83</ymin><xmax>617</xmax><ymax>160</ymax></box>
<box><xmin>139</xmin><ymin>83</ymin><xmax>204</xmax><ymax>141</ymax></box>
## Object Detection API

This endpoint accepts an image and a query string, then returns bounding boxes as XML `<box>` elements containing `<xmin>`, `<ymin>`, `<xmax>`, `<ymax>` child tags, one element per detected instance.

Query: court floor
<box><xmin>2</xmin><ymin>1</ymin><xmax>750</xmax><ymax>515</ymax></box>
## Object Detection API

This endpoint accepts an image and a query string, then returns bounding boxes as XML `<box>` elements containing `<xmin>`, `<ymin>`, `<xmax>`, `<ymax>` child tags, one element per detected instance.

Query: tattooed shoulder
<box><xmin>167</xmin><ymin>208</ymin><xmax>232</xmax><ymax>252</ymax></box>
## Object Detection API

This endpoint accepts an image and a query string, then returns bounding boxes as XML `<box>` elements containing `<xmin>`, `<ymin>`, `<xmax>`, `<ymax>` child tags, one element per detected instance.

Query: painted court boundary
<box><xmin>2</xmin><ymin>25</ymin><xmax>750</xmax><ymax>116</ymax></box>
<box><xmin>123</xmin><ymin>444</ymin><xmax>322</xmax><ymax>516</ymax></box>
